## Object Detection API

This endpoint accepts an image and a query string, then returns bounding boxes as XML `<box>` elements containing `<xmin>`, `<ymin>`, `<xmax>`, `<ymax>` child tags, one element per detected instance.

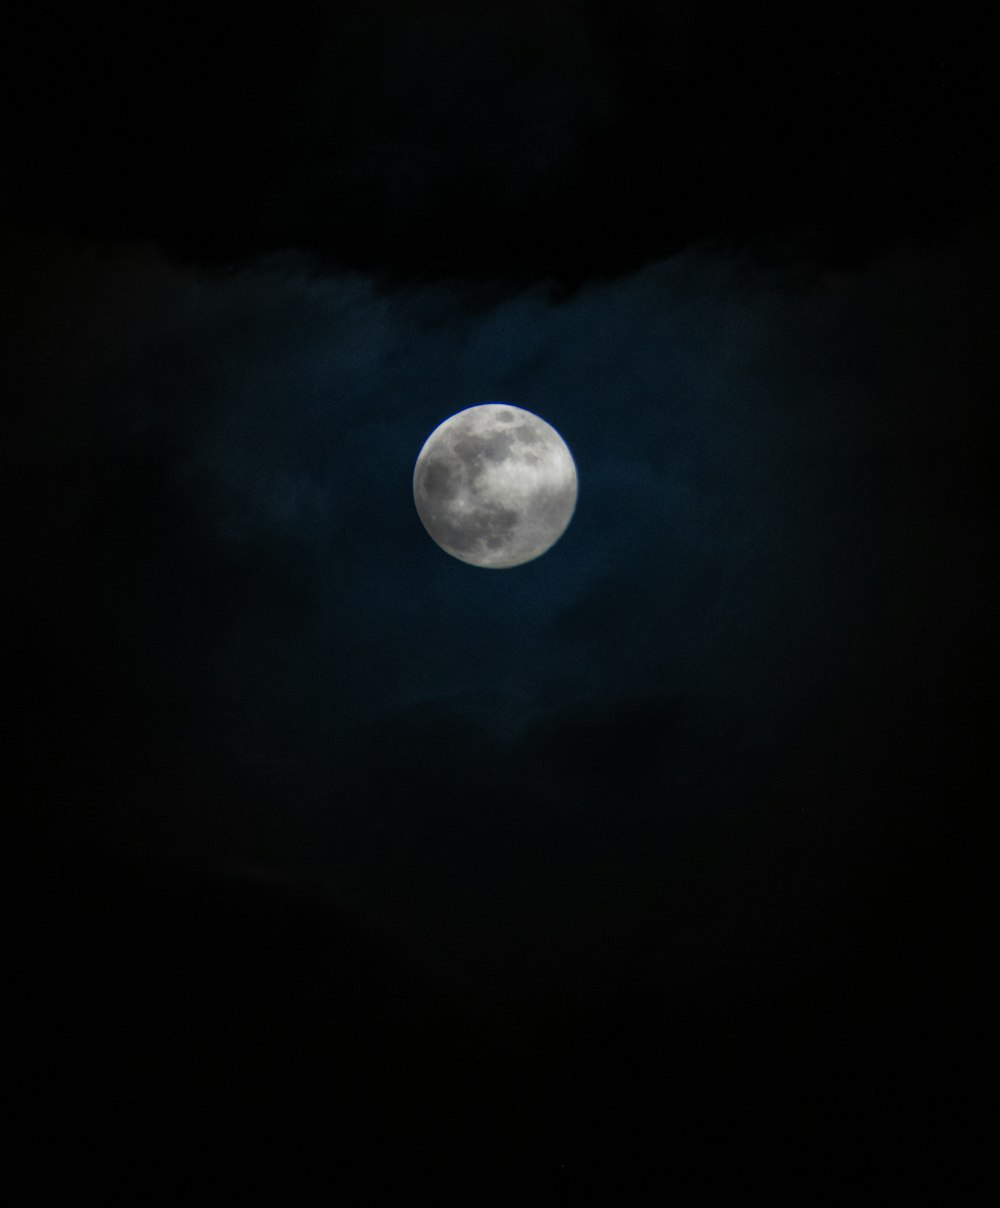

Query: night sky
<box><xmin>4</xmin><ymin>1</ymin><xmax>996</xmax><ymax>1193</ymax></box>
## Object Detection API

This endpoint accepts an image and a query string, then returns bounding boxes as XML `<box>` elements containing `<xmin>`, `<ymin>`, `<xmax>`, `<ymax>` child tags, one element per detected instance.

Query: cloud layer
<box><xmin>7</xmin><ymin>225</ymin><xmax>995</xmax><ymax>1002</ymax></box>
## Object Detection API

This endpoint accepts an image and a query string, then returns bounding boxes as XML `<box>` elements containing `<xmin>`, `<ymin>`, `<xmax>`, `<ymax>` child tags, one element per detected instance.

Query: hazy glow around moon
<box><xmin>413</xmin><ymin>403</ymin><xmax>578</xmax><ymax>568</ymax></box>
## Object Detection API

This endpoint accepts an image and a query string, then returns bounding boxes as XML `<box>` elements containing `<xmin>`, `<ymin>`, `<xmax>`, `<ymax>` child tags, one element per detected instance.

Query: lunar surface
<box><xmin>413</xmin><ymin>403</ymin><xmax>578</xmax><ymax>568</ymax></box>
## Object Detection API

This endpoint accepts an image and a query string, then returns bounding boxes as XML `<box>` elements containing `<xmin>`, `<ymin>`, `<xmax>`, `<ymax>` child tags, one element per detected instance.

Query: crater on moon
<box><xmin>413</xmin><ymin>403</ymin><xmax>578</xmax><ymax>568</ymax></box>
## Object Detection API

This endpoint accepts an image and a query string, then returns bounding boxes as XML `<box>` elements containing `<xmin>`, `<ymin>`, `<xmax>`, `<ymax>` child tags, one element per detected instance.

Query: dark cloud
<box><xmin>4</xmin><ymin>2</ymin><xmax>995</xmax><ymax>280</ymax></box>
<box><xmin>7</xmin><ymin>225</ymin><xmax>993</xmax><ymax>1010</ymax></box>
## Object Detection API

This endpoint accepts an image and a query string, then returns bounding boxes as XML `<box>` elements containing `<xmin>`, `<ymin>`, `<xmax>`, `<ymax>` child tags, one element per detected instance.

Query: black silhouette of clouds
<box><xmin>7</xmin><ymin>224</ymin><xmax>994</xmax><ymax>996</ymax></box>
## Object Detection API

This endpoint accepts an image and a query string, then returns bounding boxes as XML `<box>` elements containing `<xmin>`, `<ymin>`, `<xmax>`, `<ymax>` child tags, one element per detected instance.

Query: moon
<box><xmin>413</xmin><ymin>403</ymin><xmax>578</xmax><ymax>568</ymax></box>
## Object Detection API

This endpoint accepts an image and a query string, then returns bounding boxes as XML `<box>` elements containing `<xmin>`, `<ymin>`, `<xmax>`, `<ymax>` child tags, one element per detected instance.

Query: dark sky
<box><xmin>4</xmin><ymin>0</ymin><xmax>996</xmax><ymax>1193</ymax></box>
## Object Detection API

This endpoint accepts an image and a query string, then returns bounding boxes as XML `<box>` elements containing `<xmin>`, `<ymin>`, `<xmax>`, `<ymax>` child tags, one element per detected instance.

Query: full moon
<box><xmin>413</xmin><ymin>403</ymin><xmax>578</xmax><ymax>568</ymax></box>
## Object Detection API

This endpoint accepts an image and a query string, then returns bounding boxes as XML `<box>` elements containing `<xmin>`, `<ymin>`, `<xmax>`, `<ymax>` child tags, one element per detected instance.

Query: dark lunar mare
<box><xmin>435</xmin><ymin>501</ymin><xmax>522</xmax><ymax>555</ymax></box>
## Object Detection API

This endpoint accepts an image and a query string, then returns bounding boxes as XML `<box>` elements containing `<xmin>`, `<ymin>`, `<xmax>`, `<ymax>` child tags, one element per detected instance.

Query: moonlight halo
<box><xmin>413</xmin><ymin>403</ymin><xmax>578</xmax><ymax>568</ymax></box>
